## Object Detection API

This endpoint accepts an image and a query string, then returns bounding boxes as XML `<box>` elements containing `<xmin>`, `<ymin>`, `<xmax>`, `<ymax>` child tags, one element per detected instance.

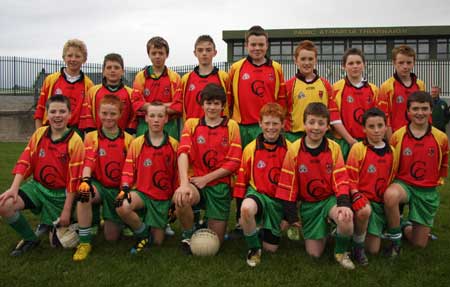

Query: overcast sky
<box><xmin>0</xmin><ymin>0</ymin><xmax>449</xmax><ymax>68</ymax></box>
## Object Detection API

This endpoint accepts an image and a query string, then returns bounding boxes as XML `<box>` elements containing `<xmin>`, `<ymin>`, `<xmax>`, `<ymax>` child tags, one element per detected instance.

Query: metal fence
<box><xmin>1</xmin><ymin>56</ymin><xmax>449</xmax><ymax>99</ymax></box>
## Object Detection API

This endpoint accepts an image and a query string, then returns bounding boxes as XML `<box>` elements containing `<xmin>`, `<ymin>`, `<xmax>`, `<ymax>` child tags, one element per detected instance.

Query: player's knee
<box><xmin>0</xmin><ymin>198</ymin><xmax>15</xmax><ymax>217</ymax></box>
<box><xmin>356</xmin><ymin>205</ymin><xmax>371</xmax><ymax>222</ymax></box>
<box><xmin>240</xmin><ymin>203</ymin><xmax>256</xmax><ymax>221</ymax></box>
<box><xmin>384</xmin><ymin>188</ymin><xmax>400</xmax><ymax>206</ymax></box>
<box><xmin>116</xmin><ymin>205</ymin><xmax>131</xmax><ymax>217</ymax></box>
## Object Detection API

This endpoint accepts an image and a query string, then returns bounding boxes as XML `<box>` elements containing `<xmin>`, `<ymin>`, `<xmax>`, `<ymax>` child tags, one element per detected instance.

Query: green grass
<box><xmin>1</xmin><ymin>142</ymin><xmax>450</xmax><ymax>286</ymax></box>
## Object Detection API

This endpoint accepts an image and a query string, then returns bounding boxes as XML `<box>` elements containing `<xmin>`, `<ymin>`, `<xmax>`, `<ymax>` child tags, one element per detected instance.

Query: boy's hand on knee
<box><xmin>77</xmin><ymin>177</ymin><xmax>94</xmax><ymax>203</ymax></box>
<box><xmin>336</xmin><ymin>206</ymin><xmax>353</xmax><ymax>222</ymax></box>
<box><xmin>0</xmin><ymin>188</ymin><xmax>18</xmax><ymax>206</ymax></box>
<box><xmin>351</xmin><ymin>191</ymin><xmax>369</xmax><ymax>211</ymax></box>
<box><xmin>115</xmin><ymin>186</ymin><xmax>131</xmax><ymax>207</ymax></box>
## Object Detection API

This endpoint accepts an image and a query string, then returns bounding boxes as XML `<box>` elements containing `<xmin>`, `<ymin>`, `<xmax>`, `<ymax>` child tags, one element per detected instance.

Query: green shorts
<box><xmin>394</xmin><ymin>179</ymin><xmax>439</xmax><ymax>227</ymax></box>
<box><xmin>284</xmin><ymin>131</ymin><xmax>304</xmax><ymax>143</ymax></box>
<box><xmin>239</xmin><ymin>124</ymin><xmax>261</xmax><ymax>148</ymax></box>
<box><xmin>196</xmin><ymin>183</ymin><xmax>231</xmax><ymax>221</ymax></box>
<box><xmin>300</xmin><ymin>196</ymin><xmax>336</xmax><ymax>240</ymax></box>
<box><xmin>20</xmin><ymin>179</ymin><xmax>66</xmax><ymax>225</ymax></box>
<box><xmin>91</xmin><ymin>180</ymin><xmax>122</xmax><ymax>224</ymax></box>
<box><xmin>137</xmin><ymin>117</ymin><xmax>180</xmax><ymax>140</ymax></box>
<box><xmin>135</xmin><ymin>192</ymin><xmax>171</xmax><ymax>229</ymax></box>
<box><xmin>245</xmin><ymin>187</ymin><xmax>283</xmax><ymax>237</ymax></box>
<box><xmin>367</xmin><ymin>201</ymin><xmax>386</xmax><ymax>237</ymax></box>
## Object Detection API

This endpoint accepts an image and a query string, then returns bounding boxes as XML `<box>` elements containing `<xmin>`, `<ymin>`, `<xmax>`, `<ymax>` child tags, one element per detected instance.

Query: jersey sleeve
<box><xmin>34</xmin><ymin>75</ymin><xmax>53</xmax><ymax>120</ymax></box>
<box><xmin>83</xmin><ymin>132</ymin><xmax>98</xmax><ymax>171</ymax></box>
<box><xmin>376</xmin><ymin>82</ymin><xmax>391</xmax><ymax>127</ymax></box>
<box><xmin>329</xmin><ymin>81</ymin><xmax>343</xmax><ymax>122</ymax></box>
<box><xmin>275</xmin><ymin>63</ymin><xmax>287</xmax><ymax>109</ymax></box>
<box><xmin>275</xmin><ymin>141</ymin><xmax>300</xmax><ymax>202</ymax></box>
<box><xmin>12</xmin><ymin>128</ymin><xmax>45</xmax><ymax>177</ymax></box>
<box><xmin>169</xmin><ymin>74</ymin><xmax>188</xmax><ymax>114</ymax></box>
<box><xmin>67</xmin><ymin>134</ymin><xmax>85</xmax><ymax>193</ymax></box>
<box><xmin>220</xmin><ymin>120</ymin><xmax>242</xmax><ymax>173</ymax></box>
<box><xmin>79</xmin><ymin>87</ymin><xmax>96</xmax><ymax>131</ymax></box>
<box><xmin>345</xmin><ymin>143</ymin><xmax>363</xmax><ymax>191</ymax></box>
<box><xmin>438</xmin><ymin>133</ymin><xmax>449</xmax><ymax>182</ymax></box>
<box><xmin>177</xmin><ymin>119</ymin><xmax>195</xmax><ymax>156</ymax></box>
<box><xmin>331</xmin><ymin>141</ymin><xmax>351</xmax><ymax>197</ymax></box>
<box><xmin>121</xmin><ymin>138</ymin><xmax>139</xmax><ymax>188</ymax></box>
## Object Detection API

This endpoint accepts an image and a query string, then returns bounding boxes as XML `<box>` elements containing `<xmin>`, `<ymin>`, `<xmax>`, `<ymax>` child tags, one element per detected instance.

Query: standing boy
<box><xmin>170</xmin><ymin>35</ymin><xmax>229</xmax><ymax>121</ymax></box>
<box><xmin>173</xmin><ymin>83</ymin><xmax>242</xmax><ymax>252</ymax></box>
<box><xmin>285</xmin><ymin>40</ymin><xmax>333</xmax><ymax>142</ymax></box>
<box><xmin>377</xmin><ymin>45</ymin><xmax>425</xmax><ymax>139</ymax></box>
<box><xmin>80</xmin><ymin>53</ymin><xmax>135</xmax><ymax>134</ymax></box>
<box><xmin>73</xmin><ymin>95</ymin><xmax>133</xmax><ymax>261</ymax></box>
<box><xmin>430</xmin><ymin>85</ymin><xmax>450</xmax><ymax>132</ymax></box>
<box><xmin>228</xmin><ymin>25</ymin><xmax>286</xmax><ymax>237</ymax></box>
<box><xmin>115</xmin><ymin>102</ymin><xmax>178</xmax><ymax>254</ymax></box>
<box><xmin>276</xmin><ymin>102</ymin><xmax>355</xmax><ymax>270</ymax></box>
<box><xmin>35</xmin><ymin>39</ymin><xmax>94</xmax><ymax>131</ymax></box>
<box><xmin>0</xmin><ymin>95</ymin><xmax>84</xmax><ymax>256</ymax></box>
<box><xmin>234</xmin><ymin>103</ymin><xmax>291</xmax><ymax>267</ymax></box>
<box><xmin>383</xmin><ymin>91</ymin><xmax>448</xmax><ymax>256</ymax></box>
<box><xmin>346</xmin><ymin>108</ymin><xmax>397</xmax><ymax>265</ymax></box>
<box><xmin>132</xmin><ymin>37</ymin><xmax>181</xmax><ymax>138</ymax></box>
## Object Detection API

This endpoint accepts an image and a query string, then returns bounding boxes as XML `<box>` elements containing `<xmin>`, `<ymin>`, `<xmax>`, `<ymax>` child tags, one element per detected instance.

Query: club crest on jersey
<box><xmin>347</xmin><ymin>95</ymin><xmax>354</xmax><ymax>103</ymax></box>
<box><xmin>189</xmin><ymin>84</ymin><xmax>196</xmax><ymax>91</ymax></box>
<box><xmin>367</xmin><ymin>164</ymin><xmax>377</xmax><ymax>173</ymax></box>
<box><xmin>164</xmin><ymin>87</ymin><xmax>170</xmax><ymax>96</ymax></box>
<box><xmin>326</xmin><ymin>163</ymin><xmax>332</xmax><ymax>174</ymax></box>
<box><xmin>39</xmin><ymin>148</ymin><xmax>45</xmax><ymax>158</ymax></box>
<box><xmin>256</xmin><ymin>160</ymin><xmax>266</xmax><ymax>169</ymax></box>
<box><xmin>319</xmin><ymin>91</ymin><xmax>323</xmax><ymax>99</ymax></box>
<box><xmin>427</xmin><ymin>147</ymin><xmax>435</xmax><ymax>157</ymax></box>
<box><xmin>221</xmin><ymin>137</ymin><xmax>228</xmax><ymax>147</ymax></box>
<box><xmin>55</xmin><ymin>88</ymin><xmax>63</xmax><ymax>95</ymax></box>
<box><xmin>403</xmin><ymin>147</ymin><xmax>412</xmax><ymax>156</ymax></box>
<box><xmin>143</xmin><ymin>158</ymin><xmax>152</xmax><ymax>167</ymax></box>
<box><xmin>98</xmin><ymin>148</ymin><xmax>106</xmax><ymax>157</ymax></box>
<box><xmin>268</xmin><ymin>73</ymin><xmax>274</xmax><ymax>81</ymax></box>
<box><xmin>242</xmin><ymin>73</ymin><xmax>250</xmax><ymax>80</ymax></box>
<box><xmin>144</xmin><ymin>88</ymin><xmax>150</xmax><ymax>97</ymax></box>
<box><xmin>396</xmin><ymin>95</ymin><xmax>404</xmax><ymax>104</ymax></box>
<box><xmin>196</xmin><ymin>136</ymin><xmax>206</xmax><ymax>144</ymax></box>
<box><xmin>297</xmin><ymin>92</ymin><xmax>305</xmax><ymax>99</ymax></box>
<box><xmin>298</xmin><ymin>164</ymin><xmax>308</xmax><ymax>173</ymax></box>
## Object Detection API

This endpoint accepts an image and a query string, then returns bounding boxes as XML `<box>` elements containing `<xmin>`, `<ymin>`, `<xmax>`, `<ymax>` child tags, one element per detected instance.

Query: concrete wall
<box><xmin>0</xmin><ymin>110</ymin><xmax>35</xmax><ymax>142</ymax></box>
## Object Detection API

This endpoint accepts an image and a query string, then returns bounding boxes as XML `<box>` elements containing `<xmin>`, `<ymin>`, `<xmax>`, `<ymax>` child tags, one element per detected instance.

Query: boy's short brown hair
<box><xmin>145</xmin><ymin>101</ymin><xmax>168</xmax><ymax>115</ymax></box>
<box><xmin>362</xmin><ymin>107</ymin><xmax>386</xmax><ymax>127</ymax></box>
<box><xmin>194</xmin><ymin>35</ymin><xmax>216</xmax><ymax>49</ymax></box>
<box><xmin>245</xmin><ymin>25</ymin><xmax>268</xmax><ymax>42</ymax></box>
<box><xmin>294</xmin><ymin>40</ymin><xmax>317</xmax><ymax>58</ymax></box>
<box><xmin>146</xmin><ymin>36</ymin><xmax>170</xmax><ymax>55</ymax></box>
<box><xmin>342</xmin><ymin>48</ymin><xmax>365</xmax><ymax>66</ymax></box>
<box><xmin>46</xmin><ymin>94</ymin><xmax>71</xmax><ymax>111</ymax></box>
<box><xmin>259</xmin><ymin>103</ymin><xmax>286</xmax><ymax>122</ymax></box>
<box><xmin>392</xmin><ymin>44</ymin><xmax>416</xmax><ymax>61</ymax></box>
<box><xmin>199</xmin><ymin>83</ymin><xmax>226</xmax><ymax>105</ymax></box>
<box><xmin>303</xmin><ymin>102</ymin><xmax>330</xmax><ymax>124</ymax></box>
<box><xmin>102</xmin><ymin>53</ymin><xmax>124</xmax><ymax>70</ymax></box>
<box><xmin>100</xmin><ymin>94</ymin><xmax>123</xmax><ymax>113</ymax></box>
<box><xmin>407</xmin><ymin>91</ymin><xmax>433</xmax><ymax>110</ymax></box>
<box><xmin>62</xmin><ymin>39</ymin><xmax>88</xmax><ymax>62</ymax></box>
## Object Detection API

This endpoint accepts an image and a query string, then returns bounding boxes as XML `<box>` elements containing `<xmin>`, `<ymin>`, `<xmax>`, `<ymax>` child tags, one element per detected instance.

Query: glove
<box><xmin>78</xmin><ymin>177</ymin><xmax>94</xmax><ymax>203</ymax></box>
<box><xmin>351</xmin><ymin>191</ymin><xmax>369</xmax><ymax>211</ymax></box>
<box><xmin>115</xmin><ymin>186</ymin><xmax>131</xmax><ymax>207</ymax></box>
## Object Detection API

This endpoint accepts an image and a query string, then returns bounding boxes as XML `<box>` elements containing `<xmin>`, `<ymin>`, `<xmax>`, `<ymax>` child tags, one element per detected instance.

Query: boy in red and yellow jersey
<box><xmin>330</xmin><ymin>48</ymin><xmax>379</xmax><ymax>159</ymax></box>
<box><xmin>346</xmin><ymin>108</ymin><xmax>397</xmax><ymax>265</ymax></box>
<box><xmin>0</xmin><ymin>95</ymin><xmax>84</xmax><ymax>256</ymax></box>
<box><xmin>383</xmin><ymin>91</ymin><xmax>448</xmax><ymax>256</ymax></box>
<box><xmin>79</xmin><ymin>53</ymin><xmax>135</xmax><ymax>134</ymax></box>
<box><xmin>73</xmin><ymin>95</ymin><xmax>133</xmax><ymax>261</ymax></box>
<box><xmin>173</xmin><ymin>83</ymin><xmax>242</xmax><ymax>253</ymax></box>
<box><xmin>35</xmin><ymin>39</ymin><xmax>94</xmax><ymax>131</ymax></box>
<box><xmin>377</xmin><ymin>45</ymin><xmax>426</xmax><ymax>139</ymax></box>
<box><xmin>170</xmin><ymin>35</ymin><xmax>229</xmax><ymax>121</ymax></box>
<box><xmin>276</xmin><ymin>102</ymin><xmax>355</xmax><ymax>270</ymax></box>
<box><xmin>234</xmin><ymin>103</ymin><xmax>291</xmax><ymax>267</ymax></box>
<box><xmin>228</xmin><ymin>25</ymin><xmax>286</xmax><ymax>237</ymax></box>
<box><xmin>132</xmin><ymin>37</ymin><xmax>182</xmax><ymax>138</ymax></box>
<box><xmin>285</xmin><ymin>40</ymin><xmax>333</xmax><ymax>142</ymax></box>
<box><xmin>116</xmin><ymin>102</ymin><xmax>178</xmax><ymax>254</ymax></box>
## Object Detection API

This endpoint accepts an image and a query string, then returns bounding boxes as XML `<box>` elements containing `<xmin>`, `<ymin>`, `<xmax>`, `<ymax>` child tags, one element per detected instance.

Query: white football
<box><xmin>190</xmin><ymin>228</ymin><xmax>220</xmax><ymax>256</ymax></box>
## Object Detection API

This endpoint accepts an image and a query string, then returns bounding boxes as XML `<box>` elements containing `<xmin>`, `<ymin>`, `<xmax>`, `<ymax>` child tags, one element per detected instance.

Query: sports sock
<box><xmin>134</xmin><ymin>223</ymin><xmax>149</xmax><ymax>238</ymax></box>
<box><xmin>335</xmin><ymin>233</ymin><xmax>352</xmax><ymax>254</ymax></box>
<box><xmin>353</xmin><ymin>232</ymin><xmax>366</xmax><ymax>248</ymax></box>
<box><xmin>6</xmin><ymin>212</ymin><xmax>37</xmax><ymax>241</ymax></box>
<box><xmin>78</xmin><ymin>226</ymin><xmax>92</xmax><ymax>244</ymax></box>
<box><xmin>387</xmin><ymin>227</ymin><xmax>402</xmax><ymax>246</ymax></box>
<box><xmin>244</xmin><ymin>229</ymin><xmax>261</xmax><ymax>250</ymax></box>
